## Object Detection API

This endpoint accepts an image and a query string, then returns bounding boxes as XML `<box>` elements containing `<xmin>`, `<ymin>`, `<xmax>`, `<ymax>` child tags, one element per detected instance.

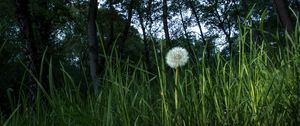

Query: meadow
<box><xmin>1</xmin><ymin>22</ymin><xmax>300</xmax><ymax>126</ymax></box>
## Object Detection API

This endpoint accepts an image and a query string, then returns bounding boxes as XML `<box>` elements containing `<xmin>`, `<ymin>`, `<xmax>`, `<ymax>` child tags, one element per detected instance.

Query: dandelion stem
<box><xmin>175</xmin><ymin>67</ymin><xmax>179</xmax><ymax>110</ymax></box>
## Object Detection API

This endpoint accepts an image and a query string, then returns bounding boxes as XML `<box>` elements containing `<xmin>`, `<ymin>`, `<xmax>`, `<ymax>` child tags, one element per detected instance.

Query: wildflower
<box><xmin>165</xmin><ymin>47</ymin><xmax>189</xmax><ymax>68</ymax></box>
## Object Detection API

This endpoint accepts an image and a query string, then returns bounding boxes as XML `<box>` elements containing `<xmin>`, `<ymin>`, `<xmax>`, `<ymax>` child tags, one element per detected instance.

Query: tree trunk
<box><xmin>36</xmin><ymin>0</ymin><xmax>51</xmax><ymax>48</ymax></box>
<box><xmin>15</xmin><ymin>0</ymin><xmax>38</xmax><ymax>105</ymax></box>
<box><xmin>273</xmin><ymin>0</ymin><xmax>294</xmax><ymax>33</ymax></box>
<box><xmin>146</xmin><ymin>0</ymin><xmax>153</xmax><ymax>36</ymax></box>
<box><xmin>146</xmin><ymin>0</ymin><xmax>154</xmax><ymax>37</ymax></box>
<box><xmin>179</xmin><ymin>3</ymin><xmax>189</xmax><ymax>41</ymax></box>
<box><xmin>179</xmin><ymin>2</ymin><xmax>194</xmax><ymax>61</ymax></box>
<box><xmin>119</xmin><ymin>0</ymin><xmax>135</xmax><ymax>54</ymax></box>
<box><xmin>108</xmin><ymin>0</ymin><xmax>115</xmax><ymax>51</ymax></box>
<box><xmin>242</xmin><ymin>0</ymin><xmax>248</xmax><ymax>15</ymax></box>
<box><xmin>88</xmin><ymin>0</ymin><xmax>99</xmax><ymax>94</ymax></box>
<box><xmin>188</xmin><ymin>0</ymin><xmax>210</xmax><ymax>63</ymax></box>
<box><xmin>214</xmin><ymin>4</ymin><xmax>232</xmax><ymax>53</ymax></box>
<box><xmin>137</xmin><ymin>1</ymin><xmax>151</xmax><ymax>71</ymax></box>
<box><xmin>162</xmin><ymin>0</ymin><xmax>172</xmax><ymax>48</ymax></box>
<box><xmin>34</xmin><ymin>0</ymin><xmax>51</xmax><ymax>86</ymax></box>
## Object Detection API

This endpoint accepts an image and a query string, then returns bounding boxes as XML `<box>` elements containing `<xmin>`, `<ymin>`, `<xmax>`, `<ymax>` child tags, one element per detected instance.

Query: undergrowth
<box><xmin>1</xmin><ymin>18</ymin><xmax>300</xmax><ymax>126</ymax></box>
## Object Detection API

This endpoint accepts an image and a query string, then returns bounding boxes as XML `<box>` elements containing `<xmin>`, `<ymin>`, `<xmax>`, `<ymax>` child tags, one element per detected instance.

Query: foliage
<box><xmin>1</xmin><ymin>19</ymin><xmax>300</xmax><ymax>125</ymax></box>
<box><xmin>1</xmin><ymin>0</ymin><xmax>300</xmax><ymax>125</ymax></box>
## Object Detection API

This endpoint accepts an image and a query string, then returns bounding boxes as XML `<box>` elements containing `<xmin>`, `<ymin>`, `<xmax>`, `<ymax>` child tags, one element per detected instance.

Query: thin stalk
<box><xmin>175</xmin><ymin>67</ymin><xmax>179</xmax><ymax>110</ymax></box>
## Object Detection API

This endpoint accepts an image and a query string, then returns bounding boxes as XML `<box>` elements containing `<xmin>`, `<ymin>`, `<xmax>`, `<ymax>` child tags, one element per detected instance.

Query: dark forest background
<box><xmin>1</xmin><ymin>0</ymin><xmax>300</xmax><ymax>124</ymax></box>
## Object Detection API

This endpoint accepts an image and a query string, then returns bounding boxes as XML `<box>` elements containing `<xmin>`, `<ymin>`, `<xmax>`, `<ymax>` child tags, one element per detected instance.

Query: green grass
<box><xmin>2</xmin><ymin>22</ymin><xmax>300</xmax><ymax>126</ymax></box>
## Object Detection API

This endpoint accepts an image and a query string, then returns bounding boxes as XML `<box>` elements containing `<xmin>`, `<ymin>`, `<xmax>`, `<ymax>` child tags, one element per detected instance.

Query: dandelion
<box><xmin>165</xmin><ymin>46</ymin><xmax>189</xmax><ymax>118</ymax></box>
<box><xmin>165</xmin><ymin>47</ymin><xmax>189</xmax><ymax>68</ymax></box>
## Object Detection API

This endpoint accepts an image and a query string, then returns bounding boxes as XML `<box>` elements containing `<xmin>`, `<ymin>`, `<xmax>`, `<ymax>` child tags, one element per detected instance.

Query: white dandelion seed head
<box><xmin>166</xmin><ymin>47</ymin><xmax>189</xmax><ymax>68</ymax></box>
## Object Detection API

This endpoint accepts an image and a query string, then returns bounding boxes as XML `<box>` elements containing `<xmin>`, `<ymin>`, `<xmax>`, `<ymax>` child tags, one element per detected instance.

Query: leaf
<box><xmin>0</xmin><ymin>40</ymin><xmax>6</xmax><ymax>54</ymax></box>
<box><xmin>3</xmin><ymin>104</ymin><xmax>21</xmax><ymax>126</ymax></box>
<box><xmin>259</xmin><ymin>9</ymin><xmax>267</xmax><ymax>31</ymax></box>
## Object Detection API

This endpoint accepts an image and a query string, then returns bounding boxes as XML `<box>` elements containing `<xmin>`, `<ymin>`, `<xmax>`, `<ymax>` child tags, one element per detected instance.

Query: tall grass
<box><xmin>2</xmin><ymin>21</ymin><xmax>300</xmax><ymax>126</ymax></box>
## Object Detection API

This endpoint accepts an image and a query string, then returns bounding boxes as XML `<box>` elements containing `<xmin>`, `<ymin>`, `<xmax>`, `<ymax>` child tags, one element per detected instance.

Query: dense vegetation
<box><xmin>1</xmin><ymin>0</ymin><xmax>300</xmax><ymax>125</ymax></box>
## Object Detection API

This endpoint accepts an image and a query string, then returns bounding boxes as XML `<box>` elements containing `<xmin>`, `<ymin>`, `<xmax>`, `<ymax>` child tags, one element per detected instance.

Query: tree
<box><xmin>15</xmin><ymin>0</ymin><xmax>39</xmax><ymax>104</ymax></box>
<box><xmin>136</xmin><ymin>0</ymin><xmax>152</xmax><ymax>70</ymax></box>
<box><xmin>162</xmin><ymin>0</ymin><xmax>172</xmax><ymax>47</ymax></box>
<box><xmin>15</xmin><ymin>0</ymin><xmax>77</xmax><ymax>100</ymax></box>
<box><xmin>242</xmin><ymin>0</ymin><xmax>249</xmax><ymax>13</ymax></box>
<box><xmin>187</xmin><ymin>0</ymin><xmax>210</xmax><ymax>63</ymax></box>
<box><xmin>200</xmin><ymin>0</ymin><xmax>239</xmax><ymax>54</ymax></box>
<box><xmin>273</xmin><ymin>0</ymin><xmax>294</xmax><ymax>33</ymax></box>
<box><xmin>108</xmin><ymin>0</ymin><xmax>115</xmax><ymax>54</ymax></box>
<box><xmin>97</xmin><ymin>7</ymin><xmax>144</xmax><ymax>61</ymax></box>
<box><xmin>88</xmin><ymin>0</ymin><xmax>99</xmax><ymax>94</ymax></box>
<box><xmin>171</xmin><ymin>0</ymin><xmax>195</xmax><ymax>61</ymax></box>
<box><xmin>119</xmin><ymin>0</ymin><xmax>135</xmax><ymax>54</ymax></box>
